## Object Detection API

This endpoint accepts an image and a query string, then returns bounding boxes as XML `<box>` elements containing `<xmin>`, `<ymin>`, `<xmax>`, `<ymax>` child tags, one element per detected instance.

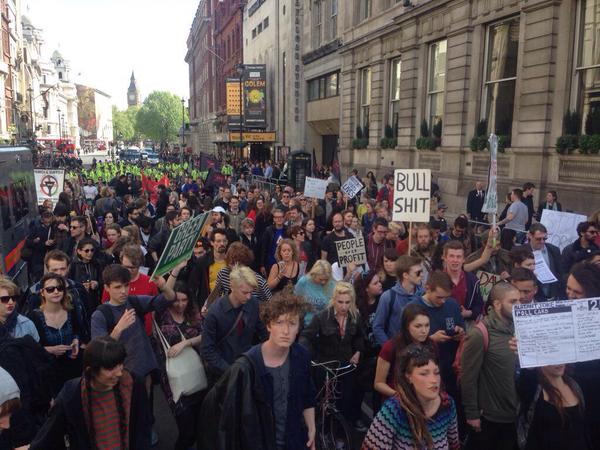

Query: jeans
<box><xmin>465</xmin><ymin>418</ymin><xmax>517</xmax><ymax>450</ymax></box>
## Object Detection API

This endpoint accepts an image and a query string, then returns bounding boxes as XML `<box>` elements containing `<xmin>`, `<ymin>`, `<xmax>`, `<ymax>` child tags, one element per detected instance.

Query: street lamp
<box><xmin>27</xmin><ymin>87</ymin><xmax>34</xmax><ymax>138</ymax></box>
<box><xmin>57</xmin><ymin>108</ymin><xmax>61</xmax><ymax>140</ymax></box>
<box><xmin>236</xmin><ymin>63</ymin><xmax>246</xmax><ymax>156</ymax></box>
<box><xmin>181</xmin><ymin>98</ymin><xmax>185</xmax><ymax>164</ymax></box>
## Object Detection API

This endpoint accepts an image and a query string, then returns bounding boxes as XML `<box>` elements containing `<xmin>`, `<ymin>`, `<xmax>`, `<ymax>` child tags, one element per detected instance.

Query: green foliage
<box><xmin>496</xmin><ymin>135</ymin><xmax>511</xmax><ymax>153</ymax></box>
<box><xmin>356</xmin><ymin>126</ymin><xmax>363</xmax><ymax>139</ymax></box>
<box><xmin>555</xmin><ymin>135</ymin><xmax>579</xmax><ymax>155</ymax></box>
<box><xmin>420</xmin><ymin>119</ymin><xmax>429</xmax><ymax>138</ymax></box>
<box><xmin>563</xmin><ymin>110</ymin><xmax>581</xmax><ymax>136</ymax></box>
<box><xmin>432</xmin><ymin>119</ymin><xmax>442</xmax><ymax>139</ymax></box>
<box><xmin>384</xmin><ymin>124</ymin><xmax>394</xmax><ymax>139</ymax></box>
<box><xmin>579</xmin><ymin>135</ymin><xmax>600</xmax><ymax>155</ymax></box>
<box><xmin>416</xmin><ymin>136</ymin><xmax>438</xmax><ymax>150</ymax></box>
<box><xmin>585</xmin><ymin>107</ymin><xmax>600</xmax><ymax>136</ymax></box>
<box><xmin>470</xmin><ymin>136</ymin><xmax>487</xmax><ymax>152</ymax></box>
<box><xmin>135</xmin><ymin>91</ymin><xmax>189</xmax><ymax>143</ymax></box>
<box><xmin>475</xmin><ymin>119</ymin><xmax>488</xmax><ymax>137</ymax></box>
<box><xmin>380</xmin><ymin>137</ymin><xmax>397</xmax><ymax>149</ymax></box>
<box><xmin>352</xmin><ymin>138</ymin><xmax>368</xmax><ymax>149</ymax></box>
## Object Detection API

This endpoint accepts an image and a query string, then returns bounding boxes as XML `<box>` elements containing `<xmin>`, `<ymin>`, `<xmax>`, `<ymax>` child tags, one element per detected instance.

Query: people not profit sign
<box><xmin>152</xmin><ymin>213</ymin><xmax>209</xmax><ymax>278</ymax></box>
<box><xmin>392</xmin><ymin>169</ymin><xmax>431</xmax><ymax>222</ymax></box>
<box><xmin>335</xmin><ymin>236</ymin><xmax>367</xmax><ymax>267</ymax></box>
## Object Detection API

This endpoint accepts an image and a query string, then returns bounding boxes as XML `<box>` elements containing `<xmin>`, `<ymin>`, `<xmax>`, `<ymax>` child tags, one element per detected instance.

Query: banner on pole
<box><xmin>341</xmin><ymin>176</ymin><xmax>364</xmax><ymax>199</ymax></box>
<box><xmin>34</xmin><ymin>169</ymin><xmax>65</xmax><ymax>207</ymax></box>
<box><xmin>335</xmin><ymin>236</ymin><xmax>367</xmax><ymax>267</ymax></box>
<box><xmin>392</xmin><ymin>169</ymin><xmax>431</xmax><ymax>222</ymax></box>
<box><xmin>304</xmin><ymin>177</ymin><xmax>329</xmax><ymax>199</ymax></box>
<box><xmin>481</xmin><ymin>134</ymin><xmax>498</xmax><ymax>214</ymax></box>
<box><xmin>152</xmin><ymin>213</ymin><xmax>209</xmax><ymax>277</ymax></box>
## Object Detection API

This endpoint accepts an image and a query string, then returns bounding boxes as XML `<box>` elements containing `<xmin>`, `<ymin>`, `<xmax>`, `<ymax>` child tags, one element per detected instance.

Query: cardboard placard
<box><xmin>476</xmin><ymin>270</ymin><xmax>501</xmax><ymax>301</ymax></box>
<box><xmin>303</xmin><ymin>177</ymin><xmax>329</xmax><ymax>199</ymax></box>
<box><xmin>392</xmin><ymin>169</ymin><xmax>431</xmax><ymax>222</ymax></box>
<box><xmin>341</xmin><ymin>175</ymin><xmax>364</xmax><ymax>199</ymax></box>
<box><xmin>335</xmin><ymin>236</ymin><xmax>367</xmax><ymax>268</ymax></box>
<box><xmin>540</xmin><ymin>210</ymin><xmax>587</xmax><ymax>251</ymax></box>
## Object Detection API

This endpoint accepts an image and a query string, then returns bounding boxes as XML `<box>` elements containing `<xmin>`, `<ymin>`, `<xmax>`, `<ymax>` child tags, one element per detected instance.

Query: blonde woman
<box><xmin>294</xmin><ymin>259</ymin><xmax>335</xmax><ymax>325</ymax></box>
<box><xmin>267</xmin><ymin>239</ymin><xmax>300</xmax><ymax>293</ymax></box>
<box><xmin>299</xmin><ymin>281</ymin><xmax>366</xmax><ymax>430</ymax></box>
<box><xmin>29</xmin><ymin>273</ymin><xmax>86</xmax><ymax>395</ymax></box>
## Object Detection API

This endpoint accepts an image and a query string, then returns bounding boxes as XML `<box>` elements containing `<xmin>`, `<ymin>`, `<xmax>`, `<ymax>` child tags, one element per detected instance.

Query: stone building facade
<box><xmin>338</xmin><ymin>0</ymin><xmax>600</xmax><ymax>215</ymax></box>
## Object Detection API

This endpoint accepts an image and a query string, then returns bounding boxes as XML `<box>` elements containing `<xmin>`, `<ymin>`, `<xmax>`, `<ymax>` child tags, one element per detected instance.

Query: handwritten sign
<box><xmin>513</xmin><ymin>298</ymin><xmax>600</xmax><ymax>368</ymax></box>
<box><xmin>392</xmin><ymin>169</ymin><xmax>431</xmax><ymax>222</ymax></box>
<box><xmin>303</xmin><ymin>177</ymin><xmax>329</xmax><ymax>199</ymax></box>
<box><xmin>540</xmin><ymin>210</ymin><xmax>587</xmax><ymax>251</ymax></box>
<box><xmin>335</xmin><ymin>236</ymin><xmax>367</xmax><ymax>267</ymax></box>
<box><xmin>341</xmin><ymin>176</ymin><xmax>364</xmax><ymax>199</ymax></box>
<box><xmin>476</xmin><ymin>270</ymin><xmax>501</xmax><ymax>301</ymax></box>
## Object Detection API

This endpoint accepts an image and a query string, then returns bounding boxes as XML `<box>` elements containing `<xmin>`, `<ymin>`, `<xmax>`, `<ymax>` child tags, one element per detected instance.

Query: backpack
<box><xmin>453</xmin><ymin>320</ymin><xmax>489</xmax><ymax>384</ymax></box>
<box><xmin>96</xmin><ymin>297</ymin><xmax>146</xmax><ymax>334</ymax></box>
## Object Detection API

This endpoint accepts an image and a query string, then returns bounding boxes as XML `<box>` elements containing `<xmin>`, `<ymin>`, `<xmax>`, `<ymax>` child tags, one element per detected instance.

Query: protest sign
<box><xmin>204</xmin><ymin>169</ymin><xmax>227</xmax><ymax>190</ymax></box>
<box><xmin>540</xmin><ymin>210</ymin><xmax>587</xmax><ymax>251</ymax></box>
<box><xmin>476</xmin><ymin>270</ymin><xmax>501</xmax><ymax>301</ymax></box>
<box><xmin>34</xmin><ymin>169</ymin><xmax>65</xmax><ymax>207</ymax></box>
<box><xmin>533</xmin><ymin>250</ymin><xmax>558</xmax><ymax>284</ymax></box>
<box><xmin>513</xmin><ymin>298</ymin><xmax>600</xmax><ymax>368</ymax></box>
<box><xmin>341</xmin><ymin>176</ymin><xmax>364</xmax><ymax>199</ymax></box>
<box><xmin>304</xmin><ymin>177</ymin><xmax>329</xmax><ymax>199</ymax></box>
<box><xmin>392</xmin><ymin>169</ymin><xmax>431</xmax><ymax>222</ymax></box>
<box><xmin>152</xmin><ymin>213</ymin><xmax>208</xmax><ymax>277</ymax></box>
<box><xmin>335</xmin><ymin>236</ymin><xmax>367</xmax><ymax>267</ymax></box>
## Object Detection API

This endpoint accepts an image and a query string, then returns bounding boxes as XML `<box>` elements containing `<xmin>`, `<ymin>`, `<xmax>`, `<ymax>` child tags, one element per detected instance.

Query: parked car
<box><xmin>147</xmin><ymin>152</ymin><xmax>160</xmax><ymax>165</ymax></box>
<box><xmin>119</xmin><ymin>148</ymin><xmax>141</xmax><ymax>163</ymax></box>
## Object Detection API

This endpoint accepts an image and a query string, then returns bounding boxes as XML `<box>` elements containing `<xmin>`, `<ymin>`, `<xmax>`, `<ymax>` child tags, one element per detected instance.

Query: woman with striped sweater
<box><xmin>362</xmin><ymin>344</ymin><xmax>459</xmax><ymax>450</ymax></box>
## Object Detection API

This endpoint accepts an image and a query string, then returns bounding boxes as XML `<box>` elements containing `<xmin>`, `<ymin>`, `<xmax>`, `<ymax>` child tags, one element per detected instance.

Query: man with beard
<box><xmin>321</xmin><ymin>213</ymin><xmax>355</xmax><ymax>266</ymax></box>
<box><xmin>413</xmin><ymin>224</ymin><xmax>435</xmax><ymax>282</ymax></box>
<box><xmin>190</xmin><ymin>229</ymin><xmax>229</xmax><ymax>309</ymax></box>
<box><xmin>461</xmin><ymin>282</ymin><xmax>520</xmax><ymax>450</ymax></box>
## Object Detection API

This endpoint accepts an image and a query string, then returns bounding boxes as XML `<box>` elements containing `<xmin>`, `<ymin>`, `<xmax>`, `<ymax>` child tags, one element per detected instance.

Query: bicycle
<box><xmin>311</xmin><ymin>360</ymin><xmax>356</xmax><ymax>450</ymax></box>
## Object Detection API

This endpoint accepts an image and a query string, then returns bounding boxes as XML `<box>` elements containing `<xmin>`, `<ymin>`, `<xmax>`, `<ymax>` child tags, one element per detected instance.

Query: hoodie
<box><xmin>372</xmin><ymin>282</ymin><xmax>424</xmax><ymax>346</ymax></box>
<box><xmin>0</xmin><ymin>366</ymin><xmax>19</xmax><ymax>405</ymax></box>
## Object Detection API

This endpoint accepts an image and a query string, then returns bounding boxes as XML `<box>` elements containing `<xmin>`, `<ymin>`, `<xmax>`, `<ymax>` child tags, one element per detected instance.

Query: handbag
<box><xmin>153</xmin><ymin>319</ymin><xmax>207</xmax><ymax>403</ymax></box>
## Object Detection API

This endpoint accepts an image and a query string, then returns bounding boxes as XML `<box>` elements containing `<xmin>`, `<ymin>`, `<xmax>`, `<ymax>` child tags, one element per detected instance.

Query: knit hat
<box><xmin>0</xmin><ymin>367</ymin><xmax>19</xmax><ymax>406</ymax></box>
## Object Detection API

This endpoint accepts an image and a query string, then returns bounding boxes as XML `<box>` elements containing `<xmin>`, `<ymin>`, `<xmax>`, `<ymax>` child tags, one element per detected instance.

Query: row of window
<box><xmin>251</xmin><ymin>17</ymin><xmax>269</xmax><ymax>39</ymax></box>
<box><xmin>311</xmin><ymin>0</ymin><xmax>338</xmax><ymax>48</ymax></box>
<box><xmin>307</xmin><ymin>72</ymin><xmax>339</xmax><ymax>101</ymax></box>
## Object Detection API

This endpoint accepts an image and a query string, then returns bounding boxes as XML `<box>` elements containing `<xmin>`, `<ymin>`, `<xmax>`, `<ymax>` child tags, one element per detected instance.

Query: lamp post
<box><xmin>180</xmin><ymin>98</ymin><xmax>185</xmax><ymax>164</ymax></box>
<box><xmin>57</xmin><ymin>108</ymin><xmax>61</xmax><ymax>140</ymax></box>
<box><xmin>236</xmin><ymin>63</ymin><xmax>245</xmax><ymax>157</ymax></box>
<box><xmin>61</xmin><ymin>114</ymin><xmax>65</xmax><ymax>140</ymax></box>
<box><xmin>27</xmin><ymin>87</ymin><xmax>34</xmax><ymax>139</ymax></box>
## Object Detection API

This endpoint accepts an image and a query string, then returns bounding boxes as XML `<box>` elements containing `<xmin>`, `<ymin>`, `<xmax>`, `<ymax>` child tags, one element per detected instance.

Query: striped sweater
<box><xmin>362</xmin><ymin>393</ymin><xmax>460</xmax><ymax>450</ymax></box>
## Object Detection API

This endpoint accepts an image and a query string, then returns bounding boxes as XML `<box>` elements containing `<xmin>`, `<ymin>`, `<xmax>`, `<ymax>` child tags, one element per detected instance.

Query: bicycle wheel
<box><xmin>316</xmin><ymin>411</ymin><xmax>353</xmax><ymax>450</ymax></box>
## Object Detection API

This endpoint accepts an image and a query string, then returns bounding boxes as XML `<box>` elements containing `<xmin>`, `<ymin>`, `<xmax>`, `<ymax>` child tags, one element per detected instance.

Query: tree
<box><xmin>112</xmin><ymin>105</ymin><xmax>136</xmax><ymax>141</ymax></box>
<box><xmin>135</xmin><ymin>91</ymin><xmax>189</xmax><ymax>144</ymax></box>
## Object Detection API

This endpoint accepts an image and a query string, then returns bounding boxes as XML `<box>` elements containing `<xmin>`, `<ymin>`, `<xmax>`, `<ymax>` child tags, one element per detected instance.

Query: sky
<box><xmin>25</xmin><ymin>0</ymin><xmax>199</xmax><ymax>110</ymax></box>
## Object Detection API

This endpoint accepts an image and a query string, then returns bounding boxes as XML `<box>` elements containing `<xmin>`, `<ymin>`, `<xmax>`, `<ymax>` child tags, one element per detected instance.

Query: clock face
<box><xmin>128</xmin><ymin>93</ymin><xmax>135</xmax><ymax>101</ymax></box>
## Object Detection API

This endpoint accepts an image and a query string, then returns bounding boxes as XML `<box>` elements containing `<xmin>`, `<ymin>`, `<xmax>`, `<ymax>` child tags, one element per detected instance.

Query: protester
<box><xmin>30</xmin><ymin>336</ymin><xmax>152</xmax><ymax>449</ymax></box>
<box><xmin>525</xmin><ymin>223</ymin><xmax>564</xmax><ymax>300</ymax></box>
<box><xmin>561</xmin><ymin>221</ymin><xmax>599</xmax><ymax>275</ymax></box>
<box><xmin>266</xmin><ymin>239</ymin><xmax>300</xmax><ymax>293</ymax></box>
<box><xmin>373</xmin><ymin>255</ymin><xmax>424</xmax><ymax>346</ymax></box>
<box><xmin>294</xmin><ymin>260</ymin><xmax>335</xmax><ymax>325</ymax></box>
<box><xmin>363</xmin><ymin>344</ymin><xmax>459</xmax><ymax>450</ymax></box>
<box><xmin>0</xmin><ymin>278</ymin><xmax>39</xmax><ymax>341</ymax></box>
<box><xmin>0</xmin><ymin>367</ymin><xmax>20</xmax><ymax>433</ymax></box>
<box><xmin>461</xmin><ymin>282</ymin><xmax>520</xmax><ymax>450</ymax></box>
<box><xmin>378</xmin><ymin>248</ymin><xmax>399</xmax><ymax>292</ymax></box>
<box><xmin>199</xmin><ymin>288</ymin><xmax>316</xmax><ymax>450</ymax></box>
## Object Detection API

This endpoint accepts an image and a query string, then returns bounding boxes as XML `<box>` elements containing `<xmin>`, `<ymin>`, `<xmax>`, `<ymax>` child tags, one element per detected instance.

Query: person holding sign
<box><xmin>460</xmin><ymin>282</ymin><xmax>520</xmax><ymax>450</ymax></box>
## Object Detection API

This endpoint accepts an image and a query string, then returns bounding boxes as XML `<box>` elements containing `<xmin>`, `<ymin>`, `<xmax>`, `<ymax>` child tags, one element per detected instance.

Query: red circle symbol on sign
<box><xmin>40</xmin><ymin>175</ymin><xmax>59</xmax><ymax>197</ymax></box>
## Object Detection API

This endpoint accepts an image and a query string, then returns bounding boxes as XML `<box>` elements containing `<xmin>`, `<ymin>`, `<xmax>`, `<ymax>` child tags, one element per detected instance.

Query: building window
<box><xmin>264</xmin><ymin>17</ymin><xmax>269</xmax><ymax>29</ymax></box>
<box><xmin>389</xmin><ymin>58</ymin><xmax>401</xmax><ymax>136</ymax></box>
<box><xmin>359</xmin><ymin>67</ymin><xmax>371</xmax><ymax>129</ymax></box>
<box><xmin>307</xmin><ymin>71</ymin><xmax>339</xmax><ymax>101</ymax></box>
<box><xmin>426</xmin><ymin>39</ymin><xmax>447</xmax><ymax>129</ymax></box>
<box><xmin>483</xmin><ymin>17</ymin><xmax>520</xmax><ymax>137</ymax></box>
<box><xmin>359</xmin><ymin>0</ymin><xmax>371</xmax><ymax>22</ymax></box>
<box><xmin>329</xmin><ymin>0</ymin><xmax>338</xmax><ymax>40</ymax></box>
<box><xmin>252</xmin><ymin>28</ymin><xmax>257</xmax><ymax>38</ymax></box>
<box><xmin>574</xmin><ymin>0</ymin><xmax>600</xmax><ymax>131</ymax></box>
<box><xmin>312</xmin><ymin>1</ymin><xmax>322</xmax><ymax>48</ymax></box>
<box><xmin>258</xmin><ymin>23</ymin><xmax>263</xmax><ymax>34</ymax></box>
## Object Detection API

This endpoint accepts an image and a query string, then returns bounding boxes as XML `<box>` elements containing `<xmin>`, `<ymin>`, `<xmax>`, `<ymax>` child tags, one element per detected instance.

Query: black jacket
<box><xmin>561</xmin><ymin>239</ymin><xmax>599</xmax><ymax>275</ymax></box>
<box><xmin>258</xmin><ymin>225</ymin><xmax>285</xmax><ymax>271</ymax></box>
<box><xmin>30</xmin><ymin>374</ymin><xmax>151</xmax><ymax>450</ymax></box>
<box><xmin>299</xmin><ymin>307</ymin><xmax>365</xmax><ymax>363</ymax></box>
<box><xmin>199</xmin><ymin>343</ymin><xmax>316</xmax><ymax>450</ymax></box>
<box><xmin>467</xmin><ymin>189</ymin><xmax>486</xmax><ymax>221</ymax></box>
<box><xmin>188</xmin><ymin>252</ymin><xmax>215</xmax><ymax>308</ymax></box>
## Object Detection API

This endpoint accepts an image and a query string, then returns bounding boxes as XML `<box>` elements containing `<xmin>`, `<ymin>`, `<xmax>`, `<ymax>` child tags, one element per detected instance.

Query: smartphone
<box><xmin>445</xmin><ymin>317</ymin><xmax>456</xmax><ymax>336</ymax></box>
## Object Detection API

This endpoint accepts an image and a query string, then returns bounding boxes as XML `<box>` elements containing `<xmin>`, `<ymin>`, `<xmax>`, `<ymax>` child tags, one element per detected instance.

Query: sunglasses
<box><xmin>80</xmin><ymin>248</ymin><xmax>94</xmax><ymax>253</ymax></box>
<box><xmin>43</xmin><ymin>285</ymin><xmax>65</xmax><ymax>294</ymax></box>
<box><xmin>70</xmin><ymin>225</ymin><xmax>80</xmax><ymax>230</ymax></box>
<box><xmin>0</xmin><ymin>295</ymin><xmax>18</xmax><ymax>304</ymax></box>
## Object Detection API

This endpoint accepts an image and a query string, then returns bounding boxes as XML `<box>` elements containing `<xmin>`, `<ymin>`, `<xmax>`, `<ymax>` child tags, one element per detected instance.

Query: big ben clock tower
<box><xmin>127</xmin><ymin>71</ymin><xmax>140</xmax><ymax>107</ymax></box>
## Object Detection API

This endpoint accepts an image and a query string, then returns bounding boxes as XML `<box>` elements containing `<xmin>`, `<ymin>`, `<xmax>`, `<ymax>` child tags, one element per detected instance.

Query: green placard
<box><xmin>151</xmin><ymin>212</ymin><xmax>208</xmax><ymax>278</ymax></box>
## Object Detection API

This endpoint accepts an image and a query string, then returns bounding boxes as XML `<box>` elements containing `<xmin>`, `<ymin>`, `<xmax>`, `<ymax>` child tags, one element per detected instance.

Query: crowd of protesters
<box><xmin>0</xmin><ymin>159</ymin><xmax>599</xmax><ymax>450</ymax></box>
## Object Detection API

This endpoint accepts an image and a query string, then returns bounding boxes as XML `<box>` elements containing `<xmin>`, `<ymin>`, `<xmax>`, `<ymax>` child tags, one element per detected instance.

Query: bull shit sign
<box><xmin>392</xmin><ymin>169</ymin><xmax>431</xmax><ymax>222</ymax></box>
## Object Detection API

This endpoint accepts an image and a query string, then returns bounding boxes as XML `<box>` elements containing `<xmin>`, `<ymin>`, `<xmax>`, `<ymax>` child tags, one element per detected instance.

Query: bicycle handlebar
<box><xmin>311</xmin><ymin>360</ymin><xmax>356</xmax><ymax>376</ymax></box>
